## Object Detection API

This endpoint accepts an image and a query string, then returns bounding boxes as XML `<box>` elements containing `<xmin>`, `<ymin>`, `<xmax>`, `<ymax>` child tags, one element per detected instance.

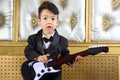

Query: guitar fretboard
<box><xmin>47</xmin><ymin>50</ymin><xmax>89</xmax><ymax>67</ymax></box>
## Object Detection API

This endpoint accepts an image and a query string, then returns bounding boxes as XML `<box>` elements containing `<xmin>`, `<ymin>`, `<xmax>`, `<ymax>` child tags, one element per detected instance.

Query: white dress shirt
<box><xmin>42</xmin><ymin>31</ymin><xmax>55</xmax><ymax>49</ymax></box>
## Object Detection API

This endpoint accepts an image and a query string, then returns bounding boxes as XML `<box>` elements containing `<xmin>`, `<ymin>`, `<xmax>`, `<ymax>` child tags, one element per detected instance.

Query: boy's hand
<box><xmin>75</xmin><ymin>55</ymin><xmax>82</xmax><ymax>62</ymax></box>
<box><xmin>37</xmin><ymin>54</ymin><xmax>50</xmax><ymax>63</ymax></box>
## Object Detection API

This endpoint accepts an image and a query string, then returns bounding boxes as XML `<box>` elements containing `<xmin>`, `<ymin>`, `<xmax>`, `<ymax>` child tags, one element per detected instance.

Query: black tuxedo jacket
<box><xmin>24</xmin><ymin>29</ymin><xmax>69</xmax><ymax>60</ymax></box>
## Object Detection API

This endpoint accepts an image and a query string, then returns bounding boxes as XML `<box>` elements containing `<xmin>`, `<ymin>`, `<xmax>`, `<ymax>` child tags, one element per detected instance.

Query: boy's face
<box><xmin>38</xmin><ymin>9</ymin><xmax>59</xmax><ymax>34</ymax></box>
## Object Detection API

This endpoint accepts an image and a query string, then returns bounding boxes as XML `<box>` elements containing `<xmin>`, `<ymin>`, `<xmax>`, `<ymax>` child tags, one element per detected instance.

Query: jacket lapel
<box><xmin>35</xmin><ymin>29</ymin><xmax>60</xmax><ymax>54</ymax></box>
<box><xmin>47</xmin><ymin>30</ymin><xmax>60</xmax><ymax>53</ymax></box>
<box><xmin>36</xmin><ymin>30</ymin><xmax>45</xmax><ymax>54</ymax></box>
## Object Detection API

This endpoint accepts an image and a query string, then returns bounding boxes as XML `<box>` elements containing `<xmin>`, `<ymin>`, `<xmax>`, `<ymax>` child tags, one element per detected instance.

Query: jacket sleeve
<box><xmin>24</xmin><ymin>35</ymin><xmax>40</xmax><ymax>60</ymax></box>
<box><xmin>59</xmin><ymin>36</ymin><xmax>75</xmax><ymax>66</ymax></box>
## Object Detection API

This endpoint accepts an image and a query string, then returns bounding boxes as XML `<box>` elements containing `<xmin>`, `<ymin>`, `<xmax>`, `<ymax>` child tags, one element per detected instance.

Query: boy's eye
<box><xmin>43</xmin><ymin>17</ymin><xmax>47</xmax><ymax>20</ymax></box>
<box><xmin>51</xmin><ymin>18</ymin><xmax>55</xmax><ymax>20</ymax></box>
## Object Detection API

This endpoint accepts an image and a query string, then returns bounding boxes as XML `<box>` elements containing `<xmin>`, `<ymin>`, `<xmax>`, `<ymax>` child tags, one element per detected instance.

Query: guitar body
<box><xmin>21</xmin><ymin>60</ymin><xmax>60</xmax><ymax>80</ymax></box>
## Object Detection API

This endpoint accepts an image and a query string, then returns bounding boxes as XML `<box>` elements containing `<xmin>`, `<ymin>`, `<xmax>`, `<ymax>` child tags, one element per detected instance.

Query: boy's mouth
<box><xmin>47</xmin><ymin>26</ymin><xmax>52</xmax><ymax>28</ymax></box>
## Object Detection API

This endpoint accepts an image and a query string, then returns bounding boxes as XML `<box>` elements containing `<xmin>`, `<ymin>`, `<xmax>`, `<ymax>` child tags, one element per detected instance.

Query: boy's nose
<box><xmin>47</xmin><ymin>18</ymin><xmax>52</xmax><ymax>23</ymax></box>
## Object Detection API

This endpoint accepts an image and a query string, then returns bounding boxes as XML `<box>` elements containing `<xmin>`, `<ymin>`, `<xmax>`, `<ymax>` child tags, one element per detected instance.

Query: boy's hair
<box><xmin>38</xmin><ymin>1</ymin><xmax>59</xmax><ymax>18</ymax></box>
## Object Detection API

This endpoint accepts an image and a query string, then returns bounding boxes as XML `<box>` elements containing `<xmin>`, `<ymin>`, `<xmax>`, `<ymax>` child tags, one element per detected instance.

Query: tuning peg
<box><xmin>89</xmin><ymin>45</ymin><xmax>107</xmax><ymax>48</ymax></box>
<box><xmin>89</xmin><ymin>45</ymin><xmax>97</xmax><ymax>48</ymax></box>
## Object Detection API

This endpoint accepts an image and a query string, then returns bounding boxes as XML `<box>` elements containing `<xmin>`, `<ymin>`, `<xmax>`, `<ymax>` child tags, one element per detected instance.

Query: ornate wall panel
<box><xmin>19</xmin><ymin>0</ymin><xmax>85</xmax><ymax>42</ymax></box>
<box><xmin>0</xmin><ymin>0</ymin><xmax>13</xmax><ymax>40</ymax></box>
<box><xmin>62</xmin><ymin>56</ymin><xmax>119</xmax><ymax>80</ymax></box>
<box><xmin>0</xmin><ymin>56</ymin><xmax>26</xmax><ymax>80</ymax></box>
<box><xmin>19</xmin><ymin>0</ymin><xmax>40</xmax><ymax>40</ymax></box>
<box><xmin>0</xmin><ymin>1</ymin><xmax>120</xmax><ymax>80</ymax></box>
<box><xmin>92</xmin><ymin>0</ymin><xmax>120</xmax><ymax>41</ymax></box>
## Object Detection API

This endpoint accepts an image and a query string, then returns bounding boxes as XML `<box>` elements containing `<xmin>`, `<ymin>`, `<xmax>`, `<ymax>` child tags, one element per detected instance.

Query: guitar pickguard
<box><xmin>33</xmin><ymin>62</ymin><xmax>60</xmax><ymax>80</ymax></box>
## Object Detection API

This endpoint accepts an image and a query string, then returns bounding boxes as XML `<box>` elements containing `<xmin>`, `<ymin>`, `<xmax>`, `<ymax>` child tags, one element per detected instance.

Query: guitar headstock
<box><xmin>88</xmin><ymin>45</ymin><xmax>109</xmax><ymax>55</ymax></box>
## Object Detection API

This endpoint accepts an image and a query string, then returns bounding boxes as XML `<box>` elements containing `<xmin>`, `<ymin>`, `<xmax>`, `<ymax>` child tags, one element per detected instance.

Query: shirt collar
<box><xmin>42</xmin><ymin>31</ymin><xmax>55</xmax><ymax>38</ymax></box>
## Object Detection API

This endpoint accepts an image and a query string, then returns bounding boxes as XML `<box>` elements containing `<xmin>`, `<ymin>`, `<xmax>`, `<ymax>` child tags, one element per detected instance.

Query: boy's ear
<box><xmin>57</xmin><ymin>20</ymin><xmax>59</xmax><ymax>26</ymax></box>
<box><xmin>37</xmin><ymin>18</ymin><xmax>41</xmax><ymax>25</ymax></box>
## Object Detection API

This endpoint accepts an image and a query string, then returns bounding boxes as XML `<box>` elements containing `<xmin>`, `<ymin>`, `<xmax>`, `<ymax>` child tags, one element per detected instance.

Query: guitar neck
<box><xmin>47</xmin><ymin>50</ymin><xmax>89</xmax><ymax>67</ymax></box>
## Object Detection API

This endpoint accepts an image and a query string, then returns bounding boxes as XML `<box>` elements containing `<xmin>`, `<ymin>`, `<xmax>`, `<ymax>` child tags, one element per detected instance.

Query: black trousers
<box><xmin>41</xmin><ymin>72</ymin><xmax>61</xmax><ymax>80</ymax></box>
<box><xmin>22</xmin><ymin>71</ymin><xmax>61</xmax><ymax>80</ymax></box>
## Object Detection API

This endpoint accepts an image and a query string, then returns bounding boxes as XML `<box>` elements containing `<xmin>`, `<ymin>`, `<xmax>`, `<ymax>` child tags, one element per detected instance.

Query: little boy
<box><xmin>24</xmin><ymin>1</ymin><xmax>81</xmax><ymax>80</ymax></box>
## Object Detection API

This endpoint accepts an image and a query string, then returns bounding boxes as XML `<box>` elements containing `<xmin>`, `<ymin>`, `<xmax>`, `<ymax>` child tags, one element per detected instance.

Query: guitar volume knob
<box><xmin>37</xmin><ymin>73</ymin><xmax>41</xmax><ymax>77</ymax></box>
<box><xmin>47</xmin><ymin>68</ymin><xmax>51</xmax><ymax>71</ymax></box>
<box><xmin>41</xmin><ymin>69</ymin><xmax>45</xmax><ymax>73</ymax></box>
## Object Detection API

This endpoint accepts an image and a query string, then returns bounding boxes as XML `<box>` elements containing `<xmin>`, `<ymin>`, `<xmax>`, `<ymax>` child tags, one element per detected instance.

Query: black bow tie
<box><xmin>43</xmin><ymin>37</ymin><xmax>53</xmax><ymax>43</ymax></box>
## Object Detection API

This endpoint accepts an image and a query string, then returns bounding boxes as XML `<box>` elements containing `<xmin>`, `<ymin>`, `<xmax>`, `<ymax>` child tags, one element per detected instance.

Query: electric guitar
<box><xmin>21</xmin><ymin>46</ymin><xmax>109</xmax><ymax>80</ymax></box>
